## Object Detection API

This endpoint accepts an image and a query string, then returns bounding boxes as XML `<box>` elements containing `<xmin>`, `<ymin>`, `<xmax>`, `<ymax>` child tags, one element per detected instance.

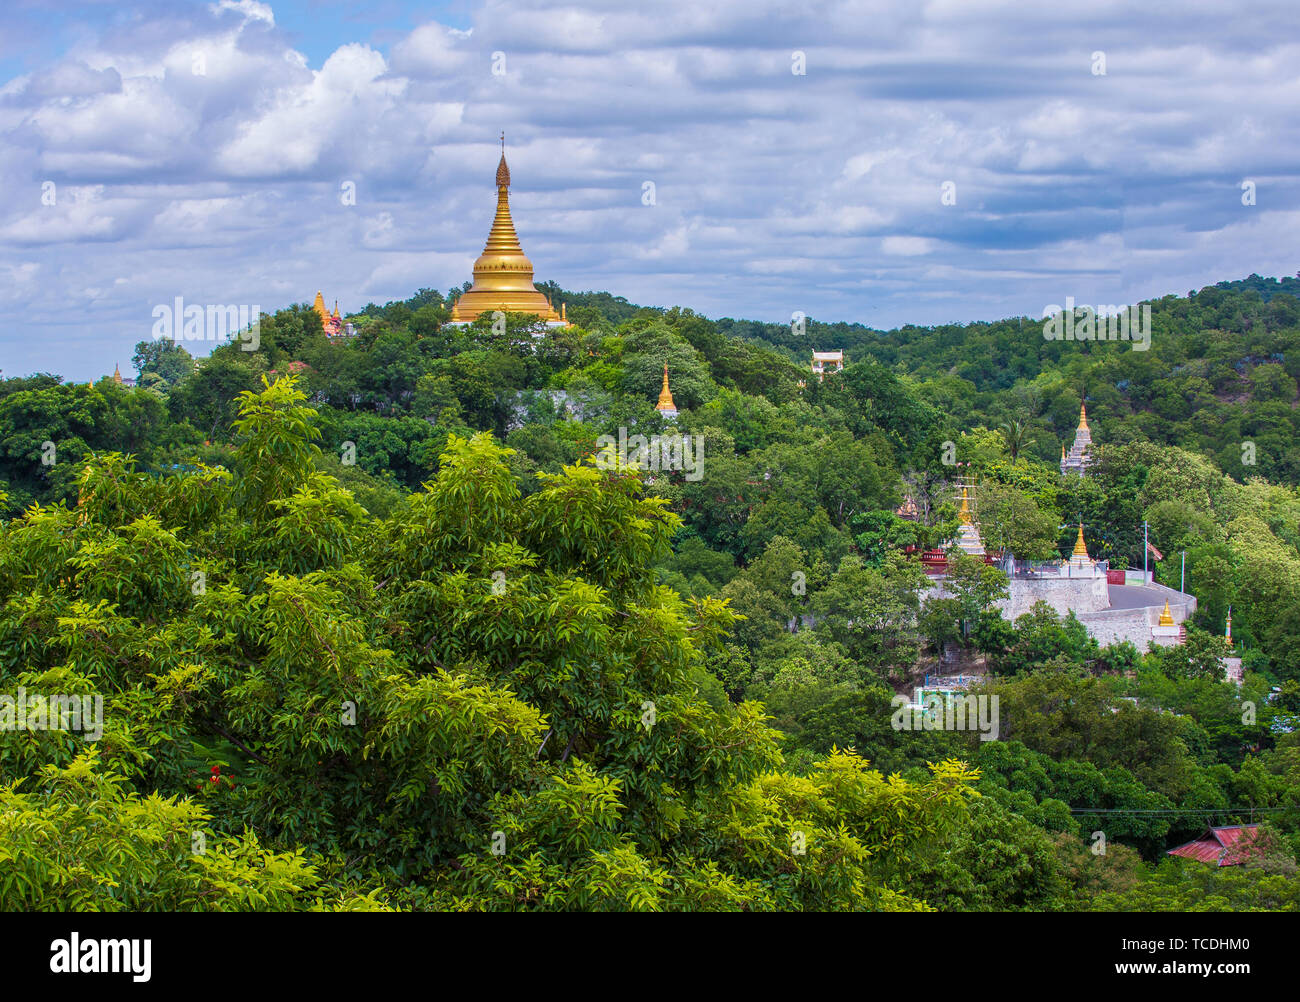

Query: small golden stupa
<box><xmin>656</xmin><ymin>365</ymin><xmax>678</xmax><ymax>418</ymax></box>
<box><xmin>1073</xmin><ymin>523</ymin><xmax>1089</xmax><ymax>558</ymax></box>
<box><xmin>953</xmin><ymin>484</ymin><xmax>985</xmax><ymax>555</ymax></box>
<box><xmin>449</xmin><ymin>135</ymin><xmax>565</xmax><ymax>325</ymax></box>
<box><xmin>1158</xmin><ymin>600</ymin><xmax>1175</xmax><ymax>627</ymax></box>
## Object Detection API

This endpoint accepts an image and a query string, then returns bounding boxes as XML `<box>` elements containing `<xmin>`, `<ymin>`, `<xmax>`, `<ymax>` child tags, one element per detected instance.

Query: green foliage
<box><xmin>0</xmin><ymin>376</ymin><xmax>987</xmax><ymax>911</ymax></box>
<box><xmin>8</xmin><ymin>273</ymin><xmax>1300</xmax><ymax>912</ymax></box>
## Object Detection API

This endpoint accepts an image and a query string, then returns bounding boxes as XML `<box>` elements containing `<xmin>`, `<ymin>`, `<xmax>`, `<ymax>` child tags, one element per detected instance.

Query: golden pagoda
<box><xmin>449</xmin><ymin>137</ymin><xmax>565</xmax><ymax>325</ymax></box>
<box><xmin>1061</xmin><ymin>401</ymin><xmax>1094</xmax><ymax>475</ymax></box>
<box><xmin>954</xmin><ymin>485</ymin><xmax>984</xmax><ymax>555</ymax></box>
<box><xmin>656</xmin><ymin>365</ymin><xmax>678</xmax><ymax>419</ymax></box>
<box><xmin>1066</xmin><ymin>522</ymin><xmax>1095</xmax><ymax>571</ymax></box>
<box><xmin>113</xmin><ymin>364</ymin><xmax>123</xmax><ymax>385</ymax></box>
<box><xmin>311</xmin><ymin>290</ymin><xmax>344</xmax><ymax>336</ymax></box>
<box><xmin>1158</xmin><ymin>600</ymin><xmax>1175</xmax><ymax>627</ymax></box>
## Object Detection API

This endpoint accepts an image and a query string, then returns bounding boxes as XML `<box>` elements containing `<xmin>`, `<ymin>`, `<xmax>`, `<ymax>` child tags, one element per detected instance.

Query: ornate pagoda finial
<box><xmin>1078</xmin><ymin>401</ymin><xmax>1089</xmax><ymax>432</ymax></box>
<box><xmin>1072</xmin><ymin>523</ymin><xmax>1089</xmax><ymax>558</ymax></box>
<box><xmin>496</xmin><ymin>133</ymin><xmax>510</xmax><ymax>188</ymax></box>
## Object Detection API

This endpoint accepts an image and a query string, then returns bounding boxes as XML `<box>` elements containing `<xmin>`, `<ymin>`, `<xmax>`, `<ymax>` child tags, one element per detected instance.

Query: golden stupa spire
<box><xmin>313</xmin><ymin>290</ymin><xmax>328</xmax><ymax>321</ymax></box>
<box><xmin>332</xmin><ymin>300</ymin><xmax>340</xmax><ymax>319</ymax></box>
<box><xmin>113</xmin><ymin>364</ymin><xmax>123</xmax><ymax>384</ymax></box>
<box><xmin>656</xmin><ymin>364</ymin><xmax>677</xmax><ymax>412</ymax></box>
<box><xmin>449</xmin><ymin>136</ymin><xmax>564</xmax><ymax>325</ymax></box>
<box><xmin>1078</xmin><ymin>402</ymin><xmax>1089</xmax><ymax>433</ymax></box>
<box><xmin>1072</xmin><ymin>523</ymin><xmax>1089</xmax><ymax>558</ymax></box>
<box><xmin>959</xmin><ymin>487</ymin><xmax>973</xmax><ymax>525</ymax></box>
<box><xmin>1158</xmin><ymin>600</ymin><xmax>1174</xmax><ymax>627</ymax></box>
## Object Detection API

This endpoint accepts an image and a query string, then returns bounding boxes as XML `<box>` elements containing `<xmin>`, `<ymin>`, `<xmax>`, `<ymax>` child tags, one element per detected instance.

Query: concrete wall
<box><xmin>927</xmin><ymin>575</ymin><xmax>1106</xmax><ymax>618</ymax></box>
<box><xmin>1001</xmin><ymin>575</ymin><xmax>1109</xmax><ymax>619</ymax></box>
<box><xmin>1073</xmin><ymin>584</ymin><xmax>1195</xmax><ymax>651</ymax></box>
<box><xmin>1076</xmin><ymin>607</ymin><xmax>1156</xmax><ymax>649</ymax></box>
<box><xmin>926</xmin><ymin>574</ymin><xmax>1197</xmax><ymax>651</ymax></box>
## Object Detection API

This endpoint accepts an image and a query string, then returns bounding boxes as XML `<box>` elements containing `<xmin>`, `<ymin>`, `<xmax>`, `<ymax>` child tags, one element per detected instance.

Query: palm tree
<box><xmin>999</xmin><ymin>420</ymin><xmax>1036</xmax><ymax>460</ymax></box>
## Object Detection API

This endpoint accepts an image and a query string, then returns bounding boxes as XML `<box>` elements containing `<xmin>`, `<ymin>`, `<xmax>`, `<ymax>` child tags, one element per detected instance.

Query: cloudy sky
<box><xmin>1</xmin><ymin>0</ymin><xmax>1298</xmax><ymax>382</ymax></box>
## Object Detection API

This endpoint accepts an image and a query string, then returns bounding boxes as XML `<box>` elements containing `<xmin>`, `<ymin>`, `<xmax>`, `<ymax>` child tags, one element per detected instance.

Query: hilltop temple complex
<box><xmin>924</xmin><ymin>405</ymin><xmax>1199</xmax><ymax>656</ymax></box>
<box><xmin>284</xmin><ymin>140</ymin><xmax>565</xmax><ymax>341</ymax></box>
<box><xmin>448</xmin><ymin>139</ymin><xmax>568</xmax><ymax>326</ymax></box>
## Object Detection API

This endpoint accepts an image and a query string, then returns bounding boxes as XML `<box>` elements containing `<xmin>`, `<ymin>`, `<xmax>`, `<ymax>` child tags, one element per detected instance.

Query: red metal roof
<box><xmin>1167</xmin><ymin>825</ymin><xmax>1263</xmax><ymax>867</ymax></box>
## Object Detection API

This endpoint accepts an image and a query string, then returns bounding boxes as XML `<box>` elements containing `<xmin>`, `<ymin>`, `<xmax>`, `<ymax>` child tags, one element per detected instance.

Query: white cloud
<box><xmin>882</xmin><ymin>235</ymin><xmax>935</xmax><ymax>256</ymax></box>
<box><xmin>0</xmin><ymin>0</ymin><xmax>1298</xmax><ymax>381</ymax></box>
<box><xmin>210</xmin><ymin>1</ymin><xmax>275</xmax><ymax>27</ymax></box>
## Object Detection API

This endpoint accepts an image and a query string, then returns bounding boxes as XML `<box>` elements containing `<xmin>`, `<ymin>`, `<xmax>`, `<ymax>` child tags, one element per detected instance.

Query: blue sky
<box><xmin>1</xmin><ymin>0</ymin><xmax>1298</xmax><ymax>381</ymax></box>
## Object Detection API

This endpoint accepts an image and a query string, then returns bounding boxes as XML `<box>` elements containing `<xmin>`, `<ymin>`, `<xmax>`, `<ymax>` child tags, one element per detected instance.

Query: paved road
<box><xmin>1107</xmin><ymin>584</ymin><xmax>1186</xmax><ymax>610</ymax></box>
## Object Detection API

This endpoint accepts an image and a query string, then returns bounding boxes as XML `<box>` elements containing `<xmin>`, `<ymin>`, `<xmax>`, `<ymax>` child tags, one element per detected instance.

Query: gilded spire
<box><xmin>313</xmin><ymin>290</ymin><xmax>328</xmax><ymax>321</ymax></box>
<box><xmin>1078</xmin><ymin>402</ymin><xmax>1089</xmax><ymax>433</ymax></box>
<box><xmin>495</xmin><ymin>130</ymin><xmax>510</xmax><ymax>187</ymax></box>
<box><xmin>449</xmin><ymin>140</ymin><xmax>563</xmax><ymax>325</ymax></box>
<box><xmin>1072</xmin><ymin>523</ymin><xmax>1089</xmax><ymax>558</ymax></box>
<box><xmin>1158</xmin><ymin>600</ymin><xmax>1174</xmax><ymax>627</ymax></box>
<box><xmin>656</xmin><ymin>364</ymin><xmax>677</xmax><ymax>413</ymax></box>
<box><xmin>959</xmin><ymin>487</ymin><xmax>973</xmax><ymax>525</ymax></box>
<box><xmin>332</xmin><ymin>300</ymin><xmax>340</xmax><ymax>319</ymax></box>
<box><xmin>1226</xmin><ymin>607</ymin><xmax>1233</xmax><ymax>648</ymax></box>
<box><xmin>113</xmin><ymin>364</ymin><xmax>122</xmax><ymax>384</ymax></box>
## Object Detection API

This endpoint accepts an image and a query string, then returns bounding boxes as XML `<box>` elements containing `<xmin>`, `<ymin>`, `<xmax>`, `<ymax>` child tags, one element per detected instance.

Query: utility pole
<box><xmin>1143</xmin><ymin>521</ymin><xmax>1149</xmax><ymax>582</ymax></box>
<box><xmin>1181</xmin><ymin>550</ymin><xmax>1186</xmax><ymax>594</ymax></box>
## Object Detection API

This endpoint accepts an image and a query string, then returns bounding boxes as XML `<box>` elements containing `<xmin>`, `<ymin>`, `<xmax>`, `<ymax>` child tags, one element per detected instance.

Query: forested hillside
<box><xmin>2</xmin><ymin>275</ymin><xmax>1299</xmax><ymax>910</ymax></box>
